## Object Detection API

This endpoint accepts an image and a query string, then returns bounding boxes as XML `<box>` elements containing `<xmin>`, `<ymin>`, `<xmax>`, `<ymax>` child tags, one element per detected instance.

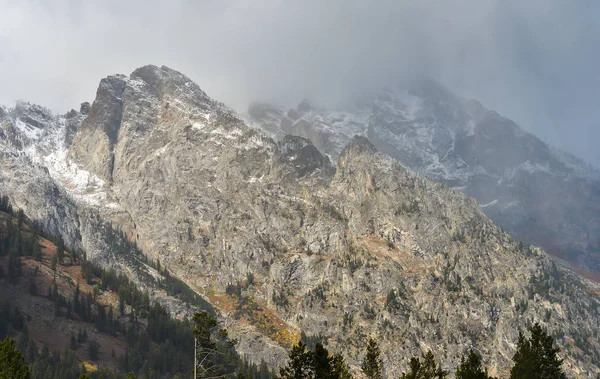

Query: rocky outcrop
<box><xmin>249</xmin><ymin>79</ymin><xmax>600</xmax><ymax>272</ymax></box>
<box><xmin>1</xmin><ymin>65</ymin><xmax>599</xmax><ymax>377</ymax></box>
<box><xmin>279</xmin><ymin>135</ymin><xmax>334</xmax><ymax>178</ymax></box>
<box><xmin>69</xmin><ymin>74</ymin><xmax>126</xmax><ymax>181</ymax></box>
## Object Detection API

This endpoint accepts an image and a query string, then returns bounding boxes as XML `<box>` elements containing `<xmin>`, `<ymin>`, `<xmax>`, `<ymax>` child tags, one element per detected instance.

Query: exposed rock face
<box><xmin>249</xmin><ymin>79</ymin><xmax>600</xmax><ymax>271</ymax></box>
<box><xmin>279</xmin><ymin>135</ymin><xmax>334</xmax><ymax>178</ymax></box>
<box><xmin>1</xmin><ymin>65</ymin><xmax>600</xmax><ymax>377</ymax></box>
<box><xmin>69</xmin><ymin>74</ymin><xmax>127</xmax><ymax>181</ymax></box>
<box><xmin>80</xmin><ymin>102</ymin><xmax>91</xmax><ymax>115</ymax></box>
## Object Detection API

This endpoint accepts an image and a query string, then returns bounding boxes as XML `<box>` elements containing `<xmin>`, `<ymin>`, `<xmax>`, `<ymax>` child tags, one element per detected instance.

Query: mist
<box><xmin>0</xmin><ymin>0</ymin><xmax>599</xmax><ymax>166</ymax></box>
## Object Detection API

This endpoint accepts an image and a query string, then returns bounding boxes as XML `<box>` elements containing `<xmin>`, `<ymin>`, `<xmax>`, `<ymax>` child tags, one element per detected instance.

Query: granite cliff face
<box><xmin>1</xmin><ymin>66</ymin><xmax>600</xmax><ymax>377</ymax></box>
<box><xmin>248</xmin><ymin>79</ymin><xmax>600</xmax><ymax>272</ymax></box>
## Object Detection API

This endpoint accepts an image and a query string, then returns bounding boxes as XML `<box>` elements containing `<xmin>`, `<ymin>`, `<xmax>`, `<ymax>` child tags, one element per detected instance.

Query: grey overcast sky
<box><xmin>1</xmin><ymin>0</ymin><xmax>599</xmax><ymax>166</ymax></box>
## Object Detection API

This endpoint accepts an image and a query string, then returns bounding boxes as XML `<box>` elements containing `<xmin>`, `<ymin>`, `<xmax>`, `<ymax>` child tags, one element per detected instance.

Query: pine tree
<box><xmin>73</xmin><ymin>283</ymin><xmax>81</xmax><ymax>315</ymax></box>
<box><xmin>279</xmin><ymin>341</ymin><xmax>314</xmax><ymax>379</ymax></box>
<box><xmin>193</xmin><ymin>311</ymin><xmax>219</xmax><ymax>377</ymax></box>
<box><xmin>55</xmin><ymin>237</ymin><xmax>65</xmax><ymax>264</ymax></box>
<box><xmin>510</xmin><ymin>323</ymin><xmax>566</xmax><ymax>379</ymax></box>
<box><xmin>0</xmin><ymin>337</ymin><xmax>30</xmax><ymax>379</ymax></box>
<box><xmin>456</xmin><ymin>350</ymin><xmax>494</xmax><ymax>379</ymax></box>
<box><xmin>361</xmin><ymin>337</ymin><xmax>383</xmax><ymax>379</ymax></box>
<box><xmin>7</xmin><ymin>249</ymin><xmax>21</xmax><ymax>280</ymax></box>
<box><xmin>89</xmin><ymin>339</ymin><xmax>100</xmax><ymax>361</ymax></box>
<box><xmin>313</xmin><ymin>343</ymin><xmax>334</xmax><ymax>379</ymax></box>
<box><xmin>24</xmin><ymin>337</ymin><xmax>37</xmax><ymax>363</ymax></box>
<box><xmin>119</xmin><ymin>295</ymin><xmax>126</xmax><ymax>315</ymax></box>
<box><xmin>32</xmin><ymin>240</ymin><xmax>42</xmax><ymax>262</ymax></box>
<box><xmin>28</xmin><ymin>277</ymin><xmax>37</xmax><ymax>296</ymax></box>
<box><xmin>331</xmin><ymin>353</ymin><xmax>353</xmax><ymax>379</ymax></box>
<box><xmin>50</xmin><ymin>254</ymin><xmax>57</xmax><ymax>272</ymax></box>
<box><xmin>400</xmin><ymin>351</ymin><xmax>447</xmax><ymax>379</ymax></box>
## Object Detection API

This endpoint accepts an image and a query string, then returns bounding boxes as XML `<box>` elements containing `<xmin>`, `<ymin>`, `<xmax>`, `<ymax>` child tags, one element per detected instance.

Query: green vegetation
<box><xmin>510</xmin><ymin>323</ymin><xmax>566</xmax><ymax>379</ymax></box>
<box><xmin>0</xmin><ymin>337</ymin><xmax>29</xmax><ymax>379</ymax></box>
<box><xmin>455</xmin><ymin>350</ymin><xmax>495</xmax><ymax>379</ymax></box>
<box><xmin>400</xmin><ymin>351</ymin><xmax>447</xmax><ymax>379</ymax></box>
<box><xmin>362</xmin><ymin>337</ymin><xmax>383</xmax><ymax>379</ymax></box>
<box><xmin>278</xmin><ymin>340</ymin><xmax>351</xmax><ymax>379</ymax></box>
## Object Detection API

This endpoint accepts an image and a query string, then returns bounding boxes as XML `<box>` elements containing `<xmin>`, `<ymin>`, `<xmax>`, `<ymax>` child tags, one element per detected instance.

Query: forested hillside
<box><xmin>0</xmin><ymin>197</ymin><xmax>274</xmax><ymax>378</ymax></box>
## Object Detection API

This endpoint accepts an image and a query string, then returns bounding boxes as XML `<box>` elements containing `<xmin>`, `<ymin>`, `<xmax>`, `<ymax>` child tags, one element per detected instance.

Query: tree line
<box><xmin>277</xmin><ymin>323</ymin><xmax>567</xmax><ymax>379</ymax></box>
<box><xmin>2</xmin><ymin>315</ymin><xmax>568</xmax><ymax>379</ymax></box>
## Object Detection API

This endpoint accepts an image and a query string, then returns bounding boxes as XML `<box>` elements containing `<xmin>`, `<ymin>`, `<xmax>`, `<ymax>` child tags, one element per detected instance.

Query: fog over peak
<box><xmin>1</xmin><ymin>0</ymin><xmax>599</xmax><ymax>166</ymax></box>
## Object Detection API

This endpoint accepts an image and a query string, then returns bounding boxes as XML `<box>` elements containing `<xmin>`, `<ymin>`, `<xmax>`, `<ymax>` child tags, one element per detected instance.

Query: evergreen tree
<box><xmin>16</xmin><ymin>209</ymin><xmax>24</xmax><ymax>228</ymax></box>
<box><xmin>279</xmin><ymin>341</ymin><xmax>314</xmax><ymax>379</ymax></box>
<box><xmin>55</xmin><ymin>237</ymin><xmax>65</xmax><ymax>264</ymax></box>
<box><xmin>77</xmin><ymin>328</ymin><xmax>83</xmax><ymax>344</ymax></box>
<box><xmin>193</xmin><ymin>311</ymin><xmax>218</xmax><ymax>377</ymax></box>
<box><xmin>510</xmin><ymin>323</ymin><xmax>567</xmax><ymax>379</ymax></box>
<box><xmin>28</xmin><ymin>277</ymin><xmax>37</xmax><ymax>296</ymax></box>
<box><xmin>70</xmin><ymin>334</ymin><xmax>78</xmax><ymax>350</ymax></box>
<box><xmin>73</xmin><ymin>284</ymin><xmax>80</xmax><ymax>315</ymax></box>
<box><xmin>7</xmin><ymin>249</ymin><xmax>21</xmax><ymax>280</ymax></box>
<box><xmin>361</xmin><ymin>337</ymin><xmax>383</xmax><ymax>379</ymax></box>
<box><xmin>400</xmin><ymin>351</ymin><xmax>447</xmax><ymax>379</ymax></box>
<box><xmin>456</xmin><ymin>350</ymin><xmax>494</xmax><ymax>379</ymax></box>
<box><xmin>313</xmin><ymin>343</ymin><xmax>334</xmax><ymax>379</ymax></box>
<box><xmin>119</xmin><ymin>295</ymin><xmax>126</xmax><ymax>315</ymax></box>
<box><xmin>24</xmin><ymin>337</ymin><xmax>37</xmax><ymax>363</ymax></box>
<box><xmin>88</xmin><ymin>339</ymin><xmax>100</xmax><ymax>361</ymax></box>
<box><xmin>0</xmin><ymin>337</ymin><xmax>30</xmax><ymax>379</ymax></box>
<box><xmin>331</xmin><ymin>353</ymin><xmax>353</xmax><ymax>379</ymax></box>
<box><xmin>50</xmin><ymin>254</ymin><xmax>57</xmax><ymax>272</ymax></box>
<box><xmin>32</xmin><ymin>241</ymin><xmax>42</xmax><ymax>262</ymax></box>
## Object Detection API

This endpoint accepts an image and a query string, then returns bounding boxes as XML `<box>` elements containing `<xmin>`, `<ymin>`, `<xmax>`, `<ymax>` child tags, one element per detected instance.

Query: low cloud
<box><xmin>0</xmin><ymin>0</ymin><xmax>598</xmax><ymax>165</ymax></box>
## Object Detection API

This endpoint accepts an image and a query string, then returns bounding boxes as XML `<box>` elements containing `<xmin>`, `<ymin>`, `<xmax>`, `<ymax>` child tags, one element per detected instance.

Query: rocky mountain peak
<box><xmin>338</xmin><ymin>135</ymin><xmax>378</xmax><ymax>166</ymax></box>
<box><xmin>87</xmin><ymin>74</ymin><xmax>127</xmax><ymax>142</ymax></box>
<box><xmin>250</xmin><ymin>78</ymin><xmax>600</xmax><ymax>271</ymax></box>
<box><xmin>68</xmin><ymin>64</ymin><xmax>217</xmax><ymax>182</ymax></box>
<box><xmin>130</xmin><ymin>64</ymin><xmax>210</xmax><ymax>107</ymax></box>
<box><xmin>407</xmin><ymin>76</ymin><xmax>458</xmax><ymax>104</ymax></box>
<box><xmin>12</xmin><ymin>100</ymin><xmax>54</xmax><ymax>129</ymax></box>
<box><xmin>80</xmin><ymin>101</ymin><xmax>91</xmax><ymax>115</ymax></box>
<box><xmin>279</xmin><ymin>135</ymin><xmax>333</xmax><ymax>178</ymax></box>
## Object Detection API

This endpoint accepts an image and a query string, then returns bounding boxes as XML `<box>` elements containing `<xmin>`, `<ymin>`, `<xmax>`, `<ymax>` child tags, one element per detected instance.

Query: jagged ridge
<box><xmin>0</xmin><ymin>65</ymin><xmax>599</xmax><ymax>377</ymax></box>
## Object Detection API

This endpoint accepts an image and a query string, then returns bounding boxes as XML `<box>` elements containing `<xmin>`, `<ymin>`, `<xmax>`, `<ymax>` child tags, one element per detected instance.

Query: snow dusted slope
<box><xmin>249</xmin><ymin>77</ymin><xmax>600</xmax><ymax>270</ymax></box>
<box><xmin>0</xmin><ymin>99</ymin><xmax>115</xmax><ymax>209</ymax></box>
<box><xmin>248</xmin><ymin>99</ymin><xmax>370</xmax><ymax>162</ymax></box>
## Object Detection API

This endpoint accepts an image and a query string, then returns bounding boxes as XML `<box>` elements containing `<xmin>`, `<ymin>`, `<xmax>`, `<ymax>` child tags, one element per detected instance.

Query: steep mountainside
<box><xmin>248</xmin><ymin>79</ymin><xmax>600</xmax><ymax>271</ymax></box>
<box><xmin>1</xmin><ymin>65</ymin><xmax>600</xmax><ymax>377</ymax></box>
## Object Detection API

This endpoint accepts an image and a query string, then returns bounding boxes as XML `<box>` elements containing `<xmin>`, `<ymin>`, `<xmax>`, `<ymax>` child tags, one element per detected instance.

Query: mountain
<box><xmin>248</xmin><ymin>79</ymin><xmax>600</xmax><ymax>272</ymax></box>
<box><xmin>1</xmin><ymin>65</ymin><xmax>600</xmax><ymax>377</ymax></box>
